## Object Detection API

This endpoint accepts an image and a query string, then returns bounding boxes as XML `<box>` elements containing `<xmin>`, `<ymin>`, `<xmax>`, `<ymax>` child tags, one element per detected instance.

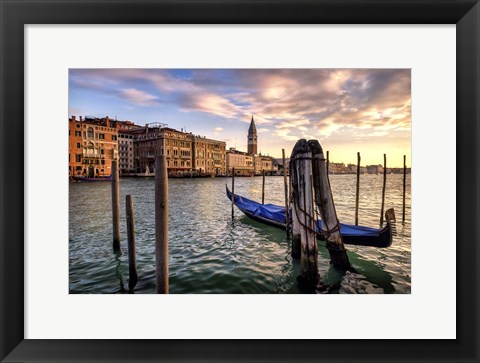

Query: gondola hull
<box><xmin>226</xmin><ymin>186</ymin><xmax>393</xmax><ymax>248</ymax></box>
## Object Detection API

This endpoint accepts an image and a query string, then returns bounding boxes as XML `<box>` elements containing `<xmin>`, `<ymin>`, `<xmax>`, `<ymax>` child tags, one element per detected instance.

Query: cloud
<box><xmin>118</xmin><ymin>88</ymin><xmax>159</xmax><ymax>106</ymax></box>
<box><xmin>69</xmin><ymin>68</ymin><xmax>411</xmax><ymax>145</ymax></box>
<box><xmin>178</xmin><ymin>93</ymin><xmax>240</xmax><ymax>118</ymax></box>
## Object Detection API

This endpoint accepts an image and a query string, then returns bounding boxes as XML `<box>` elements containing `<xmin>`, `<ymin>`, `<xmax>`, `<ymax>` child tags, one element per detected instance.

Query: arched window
<box><xmin>87</xmin><ymin>127</ymin><xmax>94</xmax><ymax>138</ymax></box>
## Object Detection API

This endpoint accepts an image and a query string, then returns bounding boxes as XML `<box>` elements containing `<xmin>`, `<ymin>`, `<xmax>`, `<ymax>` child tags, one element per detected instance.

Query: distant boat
<box><xmin>135</xmin><ymin>165</ymin><xmax>154</xmax><ymax>177</ymax></box>
<box><xmin>72</xmin><ymin>175</ymin><xmax>112</xmax><ymax>182</ymax></box>
<box><xmin>226</xmin><ymin>186</ymin><xmax>394</xmax><ymax>248</ymax></box>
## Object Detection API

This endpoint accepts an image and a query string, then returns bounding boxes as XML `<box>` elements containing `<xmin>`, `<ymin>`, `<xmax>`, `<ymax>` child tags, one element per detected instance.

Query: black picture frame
<box><xmin>1</xmin><ymin>1</ymin><xmax>478</xmax><ymax>362</ymax></box>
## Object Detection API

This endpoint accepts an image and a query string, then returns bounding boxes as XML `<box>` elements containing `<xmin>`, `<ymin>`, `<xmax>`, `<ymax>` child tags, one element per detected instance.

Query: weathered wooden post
<box><xmin>111</xmin><ymin>159</ymin><xmax>120</xmax><ymax>252</ymax></box>
<box><xmin>355</xmin><ymin>152</ymin><xmax>361</xmax><ymax>226</ymax></box>
<box><xmin>309</xmin><ymin>140</ymin><xmax>351</xmax><ymax>269</ymax></box>
<box><xmin>326</xmin><ymin>150</ymin><xmax>330</xmax><ymax>175</ymax></box>
<box><xmin>231</xmin><ymin>167</ymin><xmax>235</xmax><ymax>219</ymax></box>
<box><xmin>126</xmin><ymin>194</ymin><xmax>138</xmax><ymax>292</ymax></box>
<box><xmin>380</xmin><ymin>154</ymin><xmax>387</xmax><ymax>226</ymax></box>
<box><xmin>155</xmin><ymin>155</ymin><xmax>169</xmax><ymax>294</ymax></box>
<box><xmin>290</xmin><ymin>159</ymin><xmax>301</xmax><ymax>258</ymax></box>
<box><xmin>290</xmin><ymin>140</ymin><xmax>318</xmax><ymax>285</ymax></box>
<box><xmin>262</xmin><ymin>170</ymin><xmax>265</xmax><ymax>204</ymax></box>
<box><xmin>282</xmin><ymin>149</ymin><xmax>290</xmax><ymax>238</ymax></box>
<box><xmin>402</xmin><ymin>155</ymin><xmax>406</xmax><ymax>224</ymax></box>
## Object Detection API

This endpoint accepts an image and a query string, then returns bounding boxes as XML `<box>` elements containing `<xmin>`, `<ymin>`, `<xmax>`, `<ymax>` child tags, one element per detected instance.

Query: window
<box><xmin>76</xmin><ymin>155</ymin><xmax>82</xmax><ymax>162</ymax></box>
<box><xmin>112</xmin><ymin>135</ymin><xmax>117</xmax><ymax>141</ymax></box>
<box><xmin>76</xmin><ymin>142</ymin><xmax>81</xmax><ymax>148</ymax></box>
<box><xmin>87</xmin><ymin>127</ymin><xmax>94</xmax><ymax>138</ymax></box>
<box><xmin>99</xmin><ymin>133</ymin><xmax>105</xmax><ymax>140</ymax></box>
<box><xmin>75</xmin><ymin>131</ymin><xmax>81</xmax><ymax>137</ymax></box>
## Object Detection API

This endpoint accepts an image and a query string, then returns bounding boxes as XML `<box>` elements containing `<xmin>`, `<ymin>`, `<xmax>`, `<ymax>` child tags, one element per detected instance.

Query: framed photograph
<box><xmin>1</xmin><ymin>0</ymin><xmax>478</xmax><ymax>362</ymax></box>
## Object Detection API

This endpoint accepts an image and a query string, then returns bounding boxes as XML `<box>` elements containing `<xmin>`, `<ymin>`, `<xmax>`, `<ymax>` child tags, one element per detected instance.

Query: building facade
<box><xmin>133</xmin><ymin>123</ymin><xmax>226</xmax><ymax>176</ymax></box>
<box><xmin>118</xmin><ymin>132</ymin><xmax>135</xmax><ymax>174</ymax></box>
<box><xmin>68</xmin><ymin>117</ymin><xmax>83</xmax><ymax>176</ymax></box>
<box><xmin>366</xmin><ymin>164</ymin><xmax>384</xmax><ymax>174</ymax></box>
<box><xmin>226</xmin><ymin>148</ymin><xmax>254</xmax><ymax>176</ymax></box>
<box><xmin>192</xmin><ymin>135</ymin><xmax>226</xmax><ymax>176</ymax></box>
<box><xmin>68</xmin><ymin>116</ymin><xmax>118</xmax><ymax>177</ymax></box>
<box><xmin>114</xmin><ymin>121</ymin><xmax>143</xmax><ymax>175</ymax></box>
<box><xmin>254</xmin><ymin>155</ymin><xmax>277</xmax><ymax>175</ymax></box>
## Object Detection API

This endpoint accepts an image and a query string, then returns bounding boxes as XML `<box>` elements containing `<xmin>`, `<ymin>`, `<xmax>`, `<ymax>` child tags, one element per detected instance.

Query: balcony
<box><xmin>83</xmin><ymin>153</ymin><xmax>105</xmax><ymax>159</ymax></box>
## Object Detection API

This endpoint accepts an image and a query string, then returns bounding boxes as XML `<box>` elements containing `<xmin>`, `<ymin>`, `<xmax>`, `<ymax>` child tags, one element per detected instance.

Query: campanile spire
<box><xmin>248</xmin><ymin>115</ymin><xmax>257</xmax><ymax>155</ymax></box>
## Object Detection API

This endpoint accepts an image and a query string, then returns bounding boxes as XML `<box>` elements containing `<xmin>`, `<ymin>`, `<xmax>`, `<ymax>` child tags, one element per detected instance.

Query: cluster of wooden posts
<box><xmin>326</xmin><ymin>151</ymin><xmax>408</xmax><ymax>226</ymax></box>
<box><xmin>111</xmin><ymin>157</ymin><xmax>169</xmax><ymax>294</ymax></box>
<box><xmin>231</xmin><ymin>139</ymin><xmax>409</xmax><ymax>288</ymax></box>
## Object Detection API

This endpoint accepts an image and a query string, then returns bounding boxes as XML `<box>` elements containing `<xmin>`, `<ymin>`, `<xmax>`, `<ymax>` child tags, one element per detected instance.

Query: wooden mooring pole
<box><xmin>126</xmin><ymin>195</ymin><xmax>138</xmax><ymax>292</ymax></box>
<box><xmin>355</xmin><ymin>152</ymin><xmax>361</xmax><ymax>226</ymax></box>
<box><xmin>309</xmin><ymin>140</ymin><xmax>350</xmax><ymax>270</ymax></box>
<box><xmin>291</xmin><ymin>140</ymin><xmax>318</xmax><ymax>285</ymax></box>
<box><xmin>231</xmin><ymin>167</ymin><xmax>235</xmax><ymax>219</ymax></box>
<box><xmin>262</xmin><ymin>170</ymin><xmax>265</xmax><ymax>204</ymax></box>
<box><xmin>282</xmin><ymin>149</ymin><xmax>290</xmax><ymax>238</ymax></box>
<box><xmin>402</xmin><ymin>155</ymin><xmax>406</xmax><ymax>224</ymax></box>
<box><xmin>155</xmin><ymin>155</ymin><xmax>169</xmax><ymax>294</ymax></box>
<box><xmin>111</xmin><ymin>159</ymin><xmax>120</xmax><ymax>252</ymax></box>
<box><xmin>380</xmin><ymin>153</ymin><xmax>387</xmax><ymax>226</ymax></box>
<box><xmin>290</xmin><ymin>160</ymin><xmax>301</xmax><ymax>258</ymax></box>
<box><xmin>326</xmin><ymin>150</ymin><xmax>329</xmax><ymax>175</ymax></box>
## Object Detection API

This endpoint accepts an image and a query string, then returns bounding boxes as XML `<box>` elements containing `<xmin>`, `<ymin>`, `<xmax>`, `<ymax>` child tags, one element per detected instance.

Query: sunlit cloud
<box><xmin>119</xmin><ymin>88</ymin><xmax>159</xmax><ymax>106</ymax></box>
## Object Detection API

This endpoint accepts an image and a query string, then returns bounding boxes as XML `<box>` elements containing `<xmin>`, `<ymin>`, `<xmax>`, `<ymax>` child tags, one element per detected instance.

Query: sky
<box><xmin>69</xmin><ymin>69</ymin><xmax>411</xmax><ymax>167</ymax></box>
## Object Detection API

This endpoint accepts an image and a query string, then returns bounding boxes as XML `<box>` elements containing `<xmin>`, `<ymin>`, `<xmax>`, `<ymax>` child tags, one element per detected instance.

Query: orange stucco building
<box><xmin>68</xmin><ymin>116</ymin><xmax>119</xmax><ymax>177</ymax></box>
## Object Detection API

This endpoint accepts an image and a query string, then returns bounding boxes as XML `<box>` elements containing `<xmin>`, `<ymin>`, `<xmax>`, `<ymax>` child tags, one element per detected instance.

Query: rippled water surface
<box><xmin>69</xmin><ymin>174</ymin><xmax>411</xmax><ymax>294</ymax></box>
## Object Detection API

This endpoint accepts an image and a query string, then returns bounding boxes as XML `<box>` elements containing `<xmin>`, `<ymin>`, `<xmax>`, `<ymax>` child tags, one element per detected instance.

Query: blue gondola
<box><xmin>226</xmin><ymin>186</ymin><xmax>394</xmax><ymax>248</ymax></box>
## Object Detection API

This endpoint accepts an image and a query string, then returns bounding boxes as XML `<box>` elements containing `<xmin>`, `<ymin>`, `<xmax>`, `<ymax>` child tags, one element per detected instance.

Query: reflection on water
<box><xmin>69</xmin><ymin>174</ymin><xmax>411</xmax><ymax>294</ymax></box>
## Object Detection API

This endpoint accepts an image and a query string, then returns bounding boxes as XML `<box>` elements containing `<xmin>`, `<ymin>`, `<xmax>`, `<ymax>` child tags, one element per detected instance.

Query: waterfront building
<box><xmin>329</xmin><ymin>162</ymin><xmax>348</xmax><ymax>174</ymax></box>
<box><xmin>226</xmin><ymin>148</ymin><xmax>254</xmax><ymax>176</ymax></box>
<box><xmin>68</xmin><ymin>116</ymin><xmax>118</xmax><ymax>177</ymax></box>
<box><xmin>133</xmin><ymin>123</ymin><xmax>226</xmax><ymax>176</ymax></box>
<box><xmin>346</xmin><ymin>164</ymin><xmax>367</xmax><ymax>174</ymax></box>
<box><xmin>366</xmin><ymin>164</ymin><xmax>384</xmax><ymax>174</ymax></box>
<box><xmin>116</xmin><ymin>121</ymin><xmax>143</xmax><ymax>175</ymax></box>
<box><xmin>254</xmin><ymin>155</ymin><xmax>278</xmax><ymax>175</ymax></box>
<box><xmin>68</xmin><ymin>117</ymin><xmax>83</xmax><ymax>176</ymax></box>
<box><xmin>192</xmin><ymin>135</ymin><xmax>226</xmax><ymax>176</ymax></box>
<box><xmin>118</xmin><ymin>132</ymin><xmax>135</xmax><ymax>174</ymax></box>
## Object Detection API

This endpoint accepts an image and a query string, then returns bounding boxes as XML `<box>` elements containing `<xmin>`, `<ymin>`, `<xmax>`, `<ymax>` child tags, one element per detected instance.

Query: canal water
<box><xmin>69</xmin><ymin>174</ymin><xmax>411</xmax><ymax>294</ymax></box>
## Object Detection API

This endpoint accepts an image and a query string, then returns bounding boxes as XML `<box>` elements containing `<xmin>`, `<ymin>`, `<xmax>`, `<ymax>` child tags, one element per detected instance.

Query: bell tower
<box><xmin>247</xmin><ymin>115</ymin><xmax>257</xmax><ymax>155</ymax></box>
